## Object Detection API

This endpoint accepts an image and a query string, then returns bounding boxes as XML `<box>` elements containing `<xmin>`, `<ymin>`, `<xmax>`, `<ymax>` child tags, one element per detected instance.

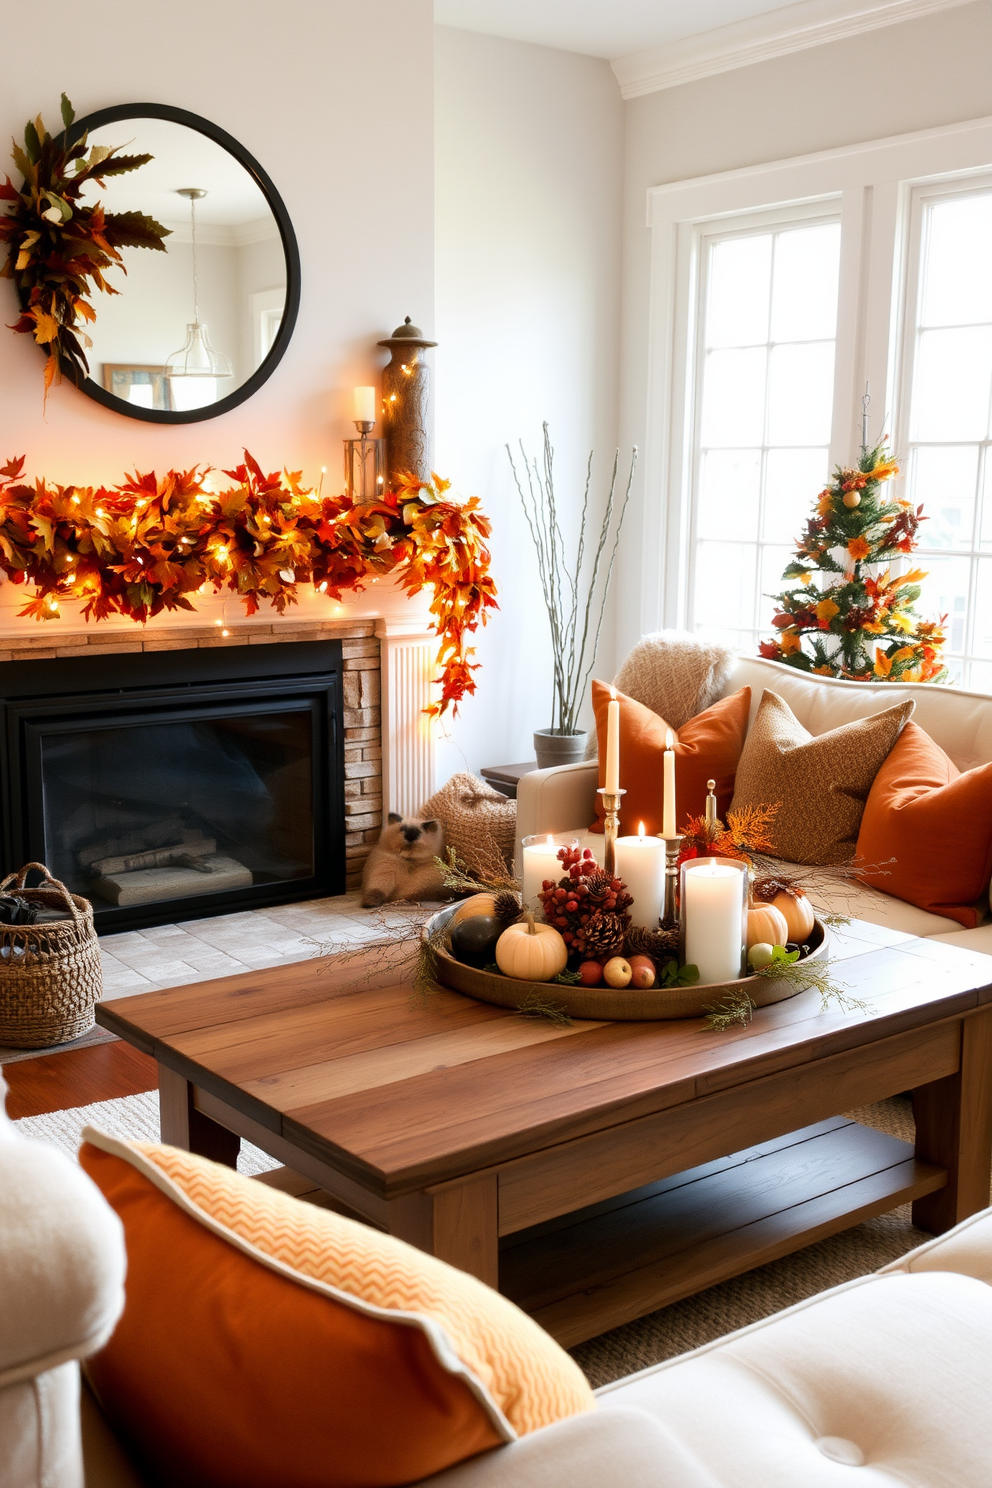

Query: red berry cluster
<box><xmin>538</xmin><ymin>845</ymin><xmax>633</xmax><ymax>955</ymax></box>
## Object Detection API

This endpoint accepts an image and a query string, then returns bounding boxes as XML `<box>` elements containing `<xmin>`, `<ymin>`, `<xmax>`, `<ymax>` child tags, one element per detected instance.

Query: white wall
<box><xmin>0</xmin><ymin>0</ymin><xmax>434</xmax><ymax>557</ymax></box>
<box><xmin>434</xmin><ymin>25</ymin><xmax>624</xmax><ymax>777</ymax></box>
<box><xmin>614</xmin><ymin>0</ymin><xmax>992</xmax><ymax>661</ymax></box>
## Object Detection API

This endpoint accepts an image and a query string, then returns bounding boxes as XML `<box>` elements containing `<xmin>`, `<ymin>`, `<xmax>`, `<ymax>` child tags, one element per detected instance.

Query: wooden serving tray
<box><xmin>426</xmin><ymin>904</ymin><xmax>830</xmax><ymax>1021</ymax></box>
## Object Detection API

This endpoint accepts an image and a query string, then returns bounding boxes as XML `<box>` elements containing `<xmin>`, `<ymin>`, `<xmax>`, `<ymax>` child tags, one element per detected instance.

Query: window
<box><xmin>689</xmin><ymin>215</ymin><xmax>841</xmax><ymax>650</ymax></box>
<box><xmin>644</xmin><ymin>114</ymin><xmax>992</xmax><ymax>693</ymax></box>
<box><xmin>899</xmin><ymin>177</ymin><xmax>992</xmax><ymax>690</ymax></box>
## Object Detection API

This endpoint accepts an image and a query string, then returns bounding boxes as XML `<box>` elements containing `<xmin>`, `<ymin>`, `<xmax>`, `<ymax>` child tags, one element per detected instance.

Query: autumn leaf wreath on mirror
<box><xmin>0</xmin><ymin>94</ymin><xmax>169</xmax><ymax>396</ymax></box>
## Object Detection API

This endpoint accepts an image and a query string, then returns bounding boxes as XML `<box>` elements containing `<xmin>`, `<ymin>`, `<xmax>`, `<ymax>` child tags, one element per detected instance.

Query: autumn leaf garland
<box><xmin>0</xmin><ymin>453</ymin><xmax>498</xmax><ymax>717</ymax></box>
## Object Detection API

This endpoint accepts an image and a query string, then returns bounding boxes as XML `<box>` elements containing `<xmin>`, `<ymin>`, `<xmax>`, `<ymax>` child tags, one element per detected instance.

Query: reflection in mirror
<box><xmin>78</xmin><ymin>116</ymin><xmax>290</xmax><ymax>417</ymax></box>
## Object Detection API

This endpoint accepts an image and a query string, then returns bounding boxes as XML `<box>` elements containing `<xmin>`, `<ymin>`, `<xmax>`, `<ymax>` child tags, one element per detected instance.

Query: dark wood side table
<box><xmin>98</xmin><ymin>918</ymin><xmax>992</xmax><ymax>1348</ymax></box>
<box><xmin>479</xmin><ymin>762</ymin><xmax>538</xmax><ymax>799</ymax></box>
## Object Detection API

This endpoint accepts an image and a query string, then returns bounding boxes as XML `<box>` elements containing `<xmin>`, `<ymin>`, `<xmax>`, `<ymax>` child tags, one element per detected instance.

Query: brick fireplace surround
<box><xmin>0</xmin><ymin>610</ymin><xmax>437</xmax><ymax>892</ymax></box>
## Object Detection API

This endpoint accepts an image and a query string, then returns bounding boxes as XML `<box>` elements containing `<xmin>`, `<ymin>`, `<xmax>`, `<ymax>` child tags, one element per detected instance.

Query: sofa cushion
<box><xmin>80</xmin><ymin>1129</ymin><xmax>594</xmax><ymax>1488</ymax></box>
<box><xmin>590</xmin><ymin>682</ymin><xmax>750</xmax><ymax>837</ymax></box>
<box><xmin>598</xmin><ymin>1271</ymin><xmax>992</xmax><ymax>1487</ymax></box>
<box><xmin>855</xmin><ymin>722</ymin><xmax>992</xmax><ymax>929</ymax></box>
<box><xmin>802</xmin><ymin>871</ymin><xmax>963</xmax><ymax>938</ymax></box>
<box><xmin>730</xmin><ymin>689</ymin><xmax>913</xmax><ymax>864</ymax></box>
<box><xmin>878</xmin><ymin>1206</ymin><xmax>992</xmax><ymax>1287</ymax></box>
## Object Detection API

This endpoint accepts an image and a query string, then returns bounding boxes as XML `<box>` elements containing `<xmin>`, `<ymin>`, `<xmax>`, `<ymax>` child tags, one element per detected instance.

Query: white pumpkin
<box><xmin>746</xmin><ymin>903</ymin><xmax>789</xmax><ymax>951</ymax></box>
<box><xmin>495</xmin><ymin>913</ymin><xmax>568</xmax><ymax>981</ymax></box>
<box><xmin>771</xmin><ymin>889</ymin><xmax>815</xmax><ymax>943</ymax></box>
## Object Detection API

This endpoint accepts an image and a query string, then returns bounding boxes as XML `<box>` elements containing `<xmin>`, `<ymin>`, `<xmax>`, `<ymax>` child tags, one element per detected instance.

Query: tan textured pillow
<box><xmin>730</xmin><ymin>689</ymin><xmax>914</xmax><ymax>864</ymax></box>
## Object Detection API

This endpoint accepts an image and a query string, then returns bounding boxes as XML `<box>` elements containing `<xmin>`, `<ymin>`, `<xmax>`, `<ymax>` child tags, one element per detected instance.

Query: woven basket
<box><xmin>0</xmin><ymin>863</ymin><xmax>103</xmax><ymax>1048</ymax></box>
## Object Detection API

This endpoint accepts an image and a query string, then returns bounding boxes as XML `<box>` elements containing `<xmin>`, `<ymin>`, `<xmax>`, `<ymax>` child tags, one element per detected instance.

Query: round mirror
<box><xmin>59</xmin><ymin>103</ymin><xmax>300</xmax><ymax>423</ymax></box>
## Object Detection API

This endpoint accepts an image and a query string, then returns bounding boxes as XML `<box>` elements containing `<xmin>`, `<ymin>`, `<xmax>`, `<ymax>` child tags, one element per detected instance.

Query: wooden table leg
<box><xmin>385</xmin><ymin>1173</ymin><xmax>499</xmax><ymax>1288</ymax></box>
<box><xmin>159</xmin><ymin>1065</ymin><xmax>241</xmax><ymax>1169</ymax></box>
<box><xmin>912</xmin><ymin>1008</ymin><xmax>992</xmax><ymax>1233</ymax></box>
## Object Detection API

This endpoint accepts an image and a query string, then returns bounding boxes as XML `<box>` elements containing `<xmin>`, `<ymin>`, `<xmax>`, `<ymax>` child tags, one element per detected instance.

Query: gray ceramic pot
<box><xmin>533</xmin><ymin>728</ymin><xmax>588</xmax><ymax>770</ymax></box>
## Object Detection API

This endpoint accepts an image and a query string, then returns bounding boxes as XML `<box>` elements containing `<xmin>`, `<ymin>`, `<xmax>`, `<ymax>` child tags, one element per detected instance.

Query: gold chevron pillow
<box><xmin>80</xmin><ymin>1130</ymin><xmax>593</xmax><ymax>1488</ymax></box>
<box><xmin>730</xmin><ymin>689</ymin><xmax>914</xmax><ymax>864</ymax></box>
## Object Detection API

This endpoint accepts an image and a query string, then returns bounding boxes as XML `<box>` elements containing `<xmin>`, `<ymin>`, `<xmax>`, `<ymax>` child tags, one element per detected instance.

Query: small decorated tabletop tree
<box><xmin>759</xmin><ymin>441</ymin><xmax>947</xmax><ymax>682</ymax></box>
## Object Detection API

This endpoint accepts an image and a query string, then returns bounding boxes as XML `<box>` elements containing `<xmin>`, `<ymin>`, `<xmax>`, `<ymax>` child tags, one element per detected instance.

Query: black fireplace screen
<box><xmin>40</xmin><ymin>708</ymin><xmax>314</xmax><ymax>910</ymax></box>
<box><xmin>0</xmin><ymin>640</ymin><xmax>345</xmax><ymax>932</ymax></box>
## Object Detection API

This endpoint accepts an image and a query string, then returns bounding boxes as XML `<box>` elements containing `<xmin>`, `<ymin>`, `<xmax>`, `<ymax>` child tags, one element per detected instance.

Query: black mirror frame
<box><xmin>50</xmin><ymin>101</ymin><xmax>302</xmax><ymax>425</ymax></box>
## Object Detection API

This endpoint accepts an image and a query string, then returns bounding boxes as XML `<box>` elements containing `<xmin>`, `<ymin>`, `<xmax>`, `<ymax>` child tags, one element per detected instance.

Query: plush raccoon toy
<box><xmin>360</xmin><ymin>814</ymin><xmax>447</xmax><ymax>907</ymax></box>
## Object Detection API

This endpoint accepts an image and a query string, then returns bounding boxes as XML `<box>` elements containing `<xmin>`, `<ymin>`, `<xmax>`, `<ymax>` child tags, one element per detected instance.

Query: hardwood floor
<box><xmin>3</xmin><ymin>1040</ymin><xmax>158</xmax><ymax>1119</ymax></box>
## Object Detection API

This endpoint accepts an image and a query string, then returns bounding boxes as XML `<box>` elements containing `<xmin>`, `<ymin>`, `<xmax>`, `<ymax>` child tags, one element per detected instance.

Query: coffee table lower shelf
<box><xmin>498</xmin><ymin>1116</ymin><xmax>946</xmax><ymax>1348</ymax></box>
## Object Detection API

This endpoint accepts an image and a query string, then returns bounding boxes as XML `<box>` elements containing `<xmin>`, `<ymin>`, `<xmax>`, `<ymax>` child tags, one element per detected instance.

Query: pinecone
<box><xmin>625</xmin><ymin>924</ymin><xmax>681</xmax><ymax>962</ymax></box>
<box><xmin>570</xmin><ymin>911</ymin><xmax>626</xmax><ymax>960</ymax></box>
<box><xmin>494</xmin><ymin>890</ymin><xmax>522</xmax><ymax>924</ymax></box>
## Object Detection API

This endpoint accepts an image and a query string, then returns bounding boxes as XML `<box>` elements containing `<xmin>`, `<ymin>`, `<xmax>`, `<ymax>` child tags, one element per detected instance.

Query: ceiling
<box><xmin>433</xmin><ymin>0</ymin><xmax>843</xmax><ymax>58</ymax></box>
<box><xmin>434</xmin><ymin>0</ymin><xmax>969</xmax><ymax>64</ymax></box>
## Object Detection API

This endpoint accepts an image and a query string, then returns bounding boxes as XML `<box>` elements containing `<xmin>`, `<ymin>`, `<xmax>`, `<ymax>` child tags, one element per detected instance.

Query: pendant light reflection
<box><xmin>165</xmin><ymin>188</ymin><xmax>234</xmax><ymax>386</ymax></box>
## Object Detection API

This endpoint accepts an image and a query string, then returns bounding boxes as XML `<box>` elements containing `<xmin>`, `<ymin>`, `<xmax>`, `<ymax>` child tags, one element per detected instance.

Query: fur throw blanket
<box><xmin>586</xmin><ymin>631</ymin><xmax>737</xmax><ymax>756</ymax></box>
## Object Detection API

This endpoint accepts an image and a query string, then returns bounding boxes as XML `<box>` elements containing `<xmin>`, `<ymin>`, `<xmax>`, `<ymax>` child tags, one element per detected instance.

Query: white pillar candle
<box><xmin>614</xmin><ymin>824</ymin><xmax>665</xmax><ymax>930</ymax></box>
<box><xmin>605</xmin><ymin>690</ymin><xmax>620</xmax><ymax>793</ymax></box>
<box><xmin>521</xmin><ymin>835</ymin><xmax>565</xmax><ymax>915</ymax></box>
<box><xmin>353</xmin><ymin>386</ymin><xmax>376</xmax><ymax>424</ymax></box>
<box><xmin>682</xmin><ymin>861</ymin><xmax>745</xmax><ymax>984</ymax></box>
<box><xmin>662</xmin><ymin>729</ymin><xmax>677</xmax><ymax>840</ymax></box>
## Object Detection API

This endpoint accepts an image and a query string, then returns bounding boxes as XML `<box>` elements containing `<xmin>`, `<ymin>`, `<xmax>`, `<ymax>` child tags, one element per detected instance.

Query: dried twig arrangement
<box><xmin>507</xmin><ymin>424</ymin><xmax>637</xmax><ymax>735</ymax></box>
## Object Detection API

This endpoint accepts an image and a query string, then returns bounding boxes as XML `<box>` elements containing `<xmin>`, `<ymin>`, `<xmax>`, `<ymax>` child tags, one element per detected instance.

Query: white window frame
<box><xmin>685</xmin><ymin>199</ymin><xmax>843</xmax><ymax>646</ymax></box>
<box><xmin>892</xmin><ymin>168</ymin><xmax>992</xmax><ymax>685</ymax></box>
<box><xmin>640</xmin><ymin>114</ymin><xmax>992</xmax><ymax>647</ymax></box>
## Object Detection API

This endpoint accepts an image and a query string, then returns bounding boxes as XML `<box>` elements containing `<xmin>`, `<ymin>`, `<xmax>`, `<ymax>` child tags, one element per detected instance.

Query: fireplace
<box><xmin>0</xmin><ymin>641</ymin><xmax>346</xmax><ymax>932</ymax></box>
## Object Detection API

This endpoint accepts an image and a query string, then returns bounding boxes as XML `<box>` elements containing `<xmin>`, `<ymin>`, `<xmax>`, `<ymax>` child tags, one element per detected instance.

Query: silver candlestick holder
<box><xmin>597</xmin><ymin>788</ymin><xmax>625</xmax><ymax>877</ymax></box>
<box><xmin>661</xmin><ymin>837</ymin><xmax>681</xmax><ymax>928</ymax></box>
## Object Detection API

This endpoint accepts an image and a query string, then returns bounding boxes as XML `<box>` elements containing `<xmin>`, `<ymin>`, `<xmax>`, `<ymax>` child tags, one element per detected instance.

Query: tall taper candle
<box><xmin>605</xmin><ymin>689</ymin><xmax>620</xmax><ymax>794</ymax></box>
<box><xmin>662</xmin><ymin>729</ymin><xmax>676</xmax><ymax>840</ymax></box>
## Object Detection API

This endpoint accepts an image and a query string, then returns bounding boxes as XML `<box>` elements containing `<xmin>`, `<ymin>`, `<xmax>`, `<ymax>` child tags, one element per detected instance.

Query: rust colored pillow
<box><xmin>79</xmin><ymin>1130</ymin><xmax>594</xmax><ymax>1488</ymax></box>
<box><xmin>856</xmin><ymin>722</ymin><xmax>992</xmax><ymax>928</ymax></box>
<box><xmin>591</xmin><ymin>682</ymin><xmax>751</xmax><ymax>837</ymax></box>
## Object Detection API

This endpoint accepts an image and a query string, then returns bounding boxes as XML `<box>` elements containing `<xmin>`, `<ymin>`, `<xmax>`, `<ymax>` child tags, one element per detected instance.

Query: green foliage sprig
<box><xmin>704</xmin><ymin>955</ymin><xmax>868</xmax><ymax>1031</ymax></box>
<box><xmin>0</xmin><ymin>94</ymin><xmax>169</xmax><ymax>394</ymax></box>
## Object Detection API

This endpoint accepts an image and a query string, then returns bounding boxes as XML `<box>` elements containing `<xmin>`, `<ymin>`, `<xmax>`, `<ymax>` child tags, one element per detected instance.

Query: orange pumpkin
<box><xmin>771</xmin><ymin>889</ymin><xmax>815</xmax><ymax>943</ymax></box>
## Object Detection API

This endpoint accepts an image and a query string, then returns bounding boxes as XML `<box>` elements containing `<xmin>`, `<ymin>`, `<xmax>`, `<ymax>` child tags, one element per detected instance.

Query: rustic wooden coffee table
<box><xmin>97</xmin><ymin>918</ymin><xmax>992</xmax><ymax>1347</ymax></box>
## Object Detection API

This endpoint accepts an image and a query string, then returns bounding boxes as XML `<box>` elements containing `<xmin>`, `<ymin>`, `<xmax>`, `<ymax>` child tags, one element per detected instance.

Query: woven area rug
<box><xmin>0</xmin><ymin>1025</ymin><xmax>118</xmax><ymax>1066</ymax></box>
<box><xmin>13</xmin><ymin>1090</ymin><xmax>279</xmax><ymax>1177</ymax></box>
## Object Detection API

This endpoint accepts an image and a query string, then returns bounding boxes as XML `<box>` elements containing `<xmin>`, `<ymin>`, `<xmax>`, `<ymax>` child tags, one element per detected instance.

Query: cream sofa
<box><xmin>517</xmin><ymin>653</ymin><xmax>992</xmax><ymax>953</ymax></box>
<box><xmin>4</xmin><ymin>1070</ymin><xmax>992</xmax><ymax>1488</ymax></box>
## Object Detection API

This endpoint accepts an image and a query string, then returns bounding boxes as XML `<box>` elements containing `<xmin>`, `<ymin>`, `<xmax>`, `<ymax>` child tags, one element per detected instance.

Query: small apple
<box><xmin>628</xmin><ymin>954</ymin><xmax>656</xmax><ymax>989</ymax></box>
<box><xmin>603</xmin><ymin>956</ymin><xmax>633</xmax><ymax>988</ymax></box>
<box><xmin>578</xmin><ymin>960</ymin><xmax>603</xmax><ymax>986</ymax></box>
<box><xmin>747</xmin><ymin>942</ymin><xmax>775</xmax><ymax>970</ymax></box>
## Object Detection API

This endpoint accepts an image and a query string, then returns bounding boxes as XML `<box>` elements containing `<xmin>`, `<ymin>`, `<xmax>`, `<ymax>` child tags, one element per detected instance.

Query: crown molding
<box><xmin>612</xmin><ymin>0</ymin><xmax>976</xmax><ymax>99</ymax></box>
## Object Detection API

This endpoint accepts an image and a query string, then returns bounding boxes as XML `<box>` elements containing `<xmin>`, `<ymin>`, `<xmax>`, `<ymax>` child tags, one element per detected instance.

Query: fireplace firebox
<box><xmin>0</xmin><ymin>641</ymin><xmax>346</xmax><ymax>932</ymax></box>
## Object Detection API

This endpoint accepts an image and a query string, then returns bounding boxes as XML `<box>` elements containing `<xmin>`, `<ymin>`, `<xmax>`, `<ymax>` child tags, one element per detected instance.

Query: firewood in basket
<box><xmin>89</xmin><ymin>839</ymin><xmax>217</xmax><ymax>876</ymax></box>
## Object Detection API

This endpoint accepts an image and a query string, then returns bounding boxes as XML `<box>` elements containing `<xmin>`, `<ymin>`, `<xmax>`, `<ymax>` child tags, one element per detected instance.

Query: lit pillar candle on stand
<box><xmin>353</xmin><ymin>386</ymin><xmax>376</xmax><ymax>425</ymax></box>
<box><xmin>521</xmin><ymin>834</ymin><xmax>566</xmax><ymax>915</ymax></box>
<box><xmin>681</xmin><ymin>858</ymin><xmax>747</xmax><ymax>984</ymax></box>
<box><xmin>615</xmin><ymin>823</ymin><xmax>665</xmax><ymax>929</ymax></box>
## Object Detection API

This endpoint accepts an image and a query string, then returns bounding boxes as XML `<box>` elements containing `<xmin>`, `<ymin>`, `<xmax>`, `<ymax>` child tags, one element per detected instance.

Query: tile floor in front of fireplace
<box><xmin>98</xmin><ymin>893</ymin><xmax>428</xmax><ymax>1000</ymax></box>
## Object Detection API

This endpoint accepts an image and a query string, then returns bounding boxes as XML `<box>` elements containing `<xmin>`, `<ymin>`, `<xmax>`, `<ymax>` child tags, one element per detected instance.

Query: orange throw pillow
<box><xmin>856</xmin><ymin>722</ymin><xmax>992</xmax><ymax>928</ymax></box>
<box><xmin>80</xmin><ymin>1131</ymin><xmax>594</xmax><ymax>1488</ymax></box>
<box><xmin>591</xmin><ymin>682</ymin><xmax>751</xmax><ymax>837</ymax></box>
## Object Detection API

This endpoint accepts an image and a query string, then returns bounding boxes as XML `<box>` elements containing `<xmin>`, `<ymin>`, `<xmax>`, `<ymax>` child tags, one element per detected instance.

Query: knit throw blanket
<box><xmin>586</xmin><ymin>631</ymin><xmax>738</xmax><ymax>756</ymax></box>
